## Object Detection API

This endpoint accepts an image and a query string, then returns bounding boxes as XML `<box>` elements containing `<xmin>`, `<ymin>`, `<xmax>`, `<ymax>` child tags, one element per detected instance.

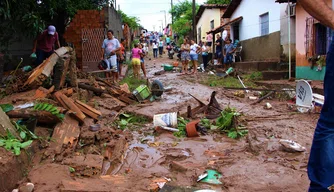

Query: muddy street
<box><xmin>0</xmin><ymin>53</ymin><xmax>319</xmax><ymax>192</ymax></box>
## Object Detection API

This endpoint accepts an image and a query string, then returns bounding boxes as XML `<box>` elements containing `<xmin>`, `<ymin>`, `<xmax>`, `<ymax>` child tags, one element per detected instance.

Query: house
<box><xmin>209</xmin><ymin>0</ymin><xmax>295</xmax><ymax>64</ymax></box>
<box><xmin>195</xmin><ymin>4</ymin><xmax>228</xmax><ymax>44</ymax></box>
<box><xmin>277</xmin><ymin>0</ymin><xmax>331</xmax><ymax>80</ymax></box>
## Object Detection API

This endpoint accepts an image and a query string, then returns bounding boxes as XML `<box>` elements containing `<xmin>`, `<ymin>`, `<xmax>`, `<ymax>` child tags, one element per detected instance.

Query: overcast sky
<box><xmin>116</xmin><ymin>0</ymin><xmax>206</xmax><ymax>31</ymax></box>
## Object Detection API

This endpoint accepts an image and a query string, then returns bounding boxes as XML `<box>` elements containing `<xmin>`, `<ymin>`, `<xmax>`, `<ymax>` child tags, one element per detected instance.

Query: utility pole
<box><xmin>171</xmin><ymin>0</ymin><xmax>174</xmax><ymax>24</ymax></box>
<box><xmin>192</xmin><ymin>0</ymin><xmax>196</xmax><ymax>41</ymax></box>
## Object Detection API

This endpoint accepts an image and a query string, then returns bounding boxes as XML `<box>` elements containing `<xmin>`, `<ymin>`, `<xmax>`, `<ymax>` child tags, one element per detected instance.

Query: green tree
<box><xmin>169</xmin><ymin>1</ymin><xmax>199</xmax><ymax>38</ymax></box>
<box><xmin>206</xmin><ymin>0</ymin><xmax>231</xmax><ymax>4</ymax></box>
<box><xmin>119</xmin><ymin>10</ymin><xmax>141</xmax><ymax>29</ymax></box>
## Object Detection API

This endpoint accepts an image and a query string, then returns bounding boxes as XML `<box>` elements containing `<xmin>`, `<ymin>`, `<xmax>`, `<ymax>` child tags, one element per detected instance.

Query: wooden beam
<box><xmin>0</xmin><ymin>108</ymin><xmax>20</xmax><ymax>139</ymax></box>
<box><xmin>7</xmin><ymin>109</ymin><xmax>61</xmax><ymax>124</ymax></box>
<box><xmin>74</xmin><ymin>100</ymin><xmax>102</xmax><ymax>120</ymax></box>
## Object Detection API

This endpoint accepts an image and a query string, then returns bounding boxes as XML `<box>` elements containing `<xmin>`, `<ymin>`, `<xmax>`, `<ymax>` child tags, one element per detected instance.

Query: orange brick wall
<box><xmin>64</xmin><ymin>10</ymin><xmax>105</xmax><ymax>70</ymax></box>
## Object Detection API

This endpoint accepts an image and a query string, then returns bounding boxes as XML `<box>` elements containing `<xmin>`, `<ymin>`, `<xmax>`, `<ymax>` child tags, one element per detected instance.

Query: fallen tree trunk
<box><xmin>78</xmin><ymin>83</ymin><xmax>105</xmax><ymax>95</ymax></box>
<box><xmin>0</xmin><ymin>108</ymin><xmax>20</xmax><ymax>139</ymax></box>
<box><xmin>24</xmin><ymin>47</ymin><xmax>72</xmax><ymax>87</ymax></box>
<box><xmin>6</xmin><ymin>109</ymin><xmax>61</xmax><ymax>124</ymax></box>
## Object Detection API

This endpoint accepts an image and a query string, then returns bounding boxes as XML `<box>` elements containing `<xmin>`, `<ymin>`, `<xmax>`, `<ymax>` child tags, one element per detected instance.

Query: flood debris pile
<box><xmin>0</xmin><ymin>47</ymin><xmax>146</xmax><ymax>191</ymax></box>
<box><xmin>154</xmin><ymin>91</ymin><xmax>248</xmax><ymax>140</ymax></box>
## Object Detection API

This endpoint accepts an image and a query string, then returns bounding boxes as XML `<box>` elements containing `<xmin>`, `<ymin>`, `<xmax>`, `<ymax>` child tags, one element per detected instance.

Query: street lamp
<box><xmin>160</xmin><ymin>10</ymin><xmax>167</xmax><ymax>28</ymax></box>
<box><xmin>158</xmin><ymin>20</ymin><xmax>163</xmax><ymax>32</ymax></box>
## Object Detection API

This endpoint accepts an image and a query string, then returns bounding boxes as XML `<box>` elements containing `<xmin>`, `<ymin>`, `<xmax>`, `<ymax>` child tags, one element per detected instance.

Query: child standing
<box><xmin>152</xmin><ymin>41</ymin><xmax>158</xmax><ymax>58</ymax></box>
<box><xmin>131</xmin><ymin>44</ymin><xmax>142</xmax><ymax>79</ymax></box>
<box><xmin>223</xmin><ymin>39</ymin><xmax>234</xmax><ymax>69</ymax></box>
<box><xmin>139</xmin><ymin>44</ymin><xmax>147</xmax><ymax>78</ymax></box>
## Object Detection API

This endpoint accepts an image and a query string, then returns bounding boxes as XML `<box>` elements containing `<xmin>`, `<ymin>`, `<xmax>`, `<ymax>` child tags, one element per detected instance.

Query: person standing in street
<box><xmin>189</xmin><ymin>39</ymin><xmax>200</xmax><ymax>75</ymax></box>
<box><xmin>297</xmin><ymin>0</ymin><xmax>334</xmax><ymax>191</ymax></box>
<box><xmin>223</xmin><ymin>38</ymin><xmax>234</xmax><ymax>69</ymax></box>
<box><xmin>206</xmin><ymin>32</ymin><xmax>213</xmax><ymax>47</ymax></box>
<box><xmin>158</xmin><ymin>38</ymin><xmax>164</xmax><ymax>57</ymax></box>
<box><xmin>166</xmin><ymin>35</ymin><xmax>171</xmax><ymax>46</ymax></box>
<box><xmin>180</xmin><ymin>39</ymin><xmax>190</xmax><ymax>75</ymax></box>
<box><xmin>101</xmin><ymin>30</ymin><xmax>121</xmax><ymax>82</ymax></box>
<box><xmin>139</xmin><ymin>44</ymin><xmax>147</xmax><ymax>78</ymax></box>
<box><xmin>201</xmin><ymin>41</ymin><xmax>211</xmax><ymax>70</ymax></box>
<box><xmin>118</xmin><ymin>38</ymin><xmax>126</xmax><ymax>77</ymax></box>
<box><xmin>152</xmin><ymin>40</ymin><xmax>158</xmax><ymax>58</ymax></box>
<box><xmin>215</xmin><ymin>34</ymin><xmax>223</xmax><ymax>65</ymax></box>
<box><xmin>32</xmin><ymin>25</ymin><xmax>60</xmax><ymax>66</ymax></box>
<box><xmin>131</xmin><ymin>44</ymin><xmax>142</xmax><ymax>79</ymax></box>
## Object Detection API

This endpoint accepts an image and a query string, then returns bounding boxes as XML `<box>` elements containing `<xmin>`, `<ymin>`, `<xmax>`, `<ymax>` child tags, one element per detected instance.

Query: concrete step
<box><xmin>233</xmin><ymin>61</ymin><xmax>295</xmax><ymax>72</ymax></box>
<box><xmin>261</xmin><ymin>71</ymin><xmax>293</xmax><ymax>80</ymax></box>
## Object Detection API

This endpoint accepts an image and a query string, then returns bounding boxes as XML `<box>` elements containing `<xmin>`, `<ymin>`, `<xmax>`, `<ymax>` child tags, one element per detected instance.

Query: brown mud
<box><xmin>0</xmin><ymin>53</ymin><xmax>318</xmax><ymax>192</ymax></box>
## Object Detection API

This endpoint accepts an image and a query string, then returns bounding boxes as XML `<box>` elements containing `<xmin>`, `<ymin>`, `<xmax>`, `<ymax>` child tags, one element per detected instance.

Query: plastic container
<box><xmin>132</xmin><ymin>85</ymin><xmax>151</xmax><ymax>101</ymax></box>
<box><xmin>163</xmin><ymin>64</ymin><xmax>174</xmax><ymax>71</ymax></box>
<box><xmin>153</xmin><ymin>112</ymin><xmax>178</xmax><ymax>128</ymax></box>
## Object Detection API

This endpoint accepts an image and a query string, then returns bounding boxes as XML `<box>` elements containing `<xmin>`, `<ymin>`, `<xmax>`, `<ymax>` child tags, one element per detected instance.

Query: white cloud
<box><xmin>117</xmin><ymin>0</ymin><xmax>207</xmax><ymax>31</ymax></box>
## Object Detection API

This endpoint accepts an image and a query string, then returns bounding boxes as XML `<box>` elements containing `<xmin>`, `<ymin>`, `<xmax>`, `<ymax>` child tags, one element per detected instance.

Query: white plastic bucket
<box><xmin>153</xmin><ymin>112</ymin><xmax>177</xmax><ymax>128</ymax></box>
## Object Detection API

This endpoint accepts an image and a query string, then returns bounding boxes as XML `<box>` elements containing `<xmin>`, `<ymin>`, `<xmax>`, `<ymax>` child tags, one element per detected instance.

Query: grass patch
<box><xmin>120</xmin><ymin>76</ymin><xmax>146</xmax><ymax>92</ymax></box>
<box><xmin>115</xmin><ymin>113</ymin><xmax>149</xmax><ymax>131</ymax></box>
<box><xmin>243</xmin><ymin>72</ymin><xmax>263</xmax><ymax>81</ymax></box>
<box><xmin>199</xmin><ymin>76</ymin><xmax>257</xmax><ymax>88</ymax></box>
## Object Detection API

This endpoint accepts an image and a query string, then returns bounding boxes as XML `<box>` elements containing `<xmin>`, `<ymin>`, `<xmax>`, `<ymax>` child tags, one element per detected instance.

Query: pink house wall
<box><xmin>295</xmin><ymin>0</ymin><xmax>332</xmax><ymax>67</ymax></box>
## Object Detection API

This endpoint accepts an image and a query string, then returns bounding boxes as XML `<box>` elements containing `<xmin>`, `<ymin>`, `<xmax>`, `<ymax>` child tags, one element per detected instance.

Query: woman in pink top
<box><xmin>206</xmin><ymin>32</ymin><xmax>213</xmax><ymax>46</ymax></box>
<box><xmin>131</xmin><ymin>44</ymin><xmax>142</xmax><ymax>78</ymax></box>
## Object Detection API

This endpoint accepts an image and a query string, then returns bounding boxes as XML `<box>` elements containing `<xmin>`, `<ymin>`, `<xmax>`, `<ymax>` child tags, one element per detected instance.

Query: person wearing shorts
<box><xmin>189</xmin><ymin>39</ymin><xmax>200</xmax><ymax>75</ymax></box>
<box><xmin>139</xmin><ymin>44</ymin><xmax>147</xmax><ymax>78</ymax></box>
<box><xmin>180</xmin><ymin>39</ymin><xmax>190</xmax><ymax>75</ymax></box>
<box><xmin>131</xmin><ymin>44</ymin><xmax>142</xmax><ymax>79</ymax></box>
<box><xmin>101</xmin><ymin>30</ymin><xmax>121</xmax><ymax>82</ymax></box>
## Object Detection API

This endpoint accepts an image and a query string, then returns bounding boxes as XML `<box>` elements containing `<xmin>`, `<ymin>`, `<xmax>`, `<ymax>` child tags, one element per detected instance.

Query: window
<box><xmin>260</xmin><ymin>13</ymin><xmax>269</xmax><ymax>36</ymax></box>
<box><xmin>198</xmin><ymin>27</ymin><xmax>201</xmax><ymax>43</ymax></box>
<box><xmin>315</xmin><ymin>23</ymin><xmax>330</xmax><ymax>55</ymax></box>
<box><xmin>210</xmin><ymin>20</ymin><xmax>214</xmax><ymax>30</ymax></box>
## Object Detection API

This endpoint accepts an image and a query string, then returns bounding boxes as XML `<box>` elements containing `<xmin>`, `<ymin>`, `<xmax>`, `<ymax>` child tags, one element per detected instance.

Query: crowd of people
<box><xmin>32</xmin><ymin>26</ymin><xmax>240</xmax><ymax>82</ymax></box>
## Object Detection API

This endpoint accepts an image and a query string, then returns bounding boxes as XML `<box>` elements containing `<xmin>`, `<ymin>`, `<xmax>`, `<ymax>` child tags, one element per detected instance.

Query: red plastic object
<box><xmin>186</xmin><ymin>119</ymin><xmax>200</xmax><ymax>137</ymax></box>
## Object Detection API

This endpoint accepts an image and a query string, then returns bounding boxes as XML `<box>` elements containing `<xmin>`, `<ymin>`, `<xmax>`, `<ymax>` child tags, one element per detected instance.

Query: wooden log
<box><xmin>74</xmin><ymin>100</ymin><xmax>102</xmax><ymax>120</ymax></box>
<box><xmin>0</xmin><ymin>108</ymin><xmax>20</xmax><ymax>139</ymax></box>
<box><xmin>251</xmin><ymin>91</ymin><xmax>275</xmax><ymax>105</ymax></box>
<box><xmin>7</xmin><ymin>109</ymin><xmax>61</xmax><ymax>124</ymax></box>
<box><xmin>78</xmin><ymin>83</ymin><xmax>105</xmax><ymax>94</ymax></box>
<box><xmin>59</xmin><ymin>56</ymin><xmax>71</xmax><ymax>89</ymax></box>
<box><xmin>69</xmin><ymin>50</ymin><xmax>78</xmax><ymax>87</ymax></box>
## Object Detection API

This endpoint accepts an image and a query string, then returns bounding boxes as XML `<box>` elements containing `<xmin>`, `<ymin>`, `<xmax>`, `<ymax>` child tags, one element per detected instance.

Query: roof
<box><xmin>208</xmin><ymin>16</ymin><xmax>243</xmax><ymax>34</ymax></box>
<box><xmin>222</xmin><ymin>0</ymin><xmax>242</xmax><ymax>18</ymax></box>
<box><xmin>196</xmin><ymin>4</ymin><xmax>228</xmax><ymax>24</ymax></box>
<box><xmin>275</xmin><ymin>0</ymin><xmax>297</xmax><ymax>3</ymax></box>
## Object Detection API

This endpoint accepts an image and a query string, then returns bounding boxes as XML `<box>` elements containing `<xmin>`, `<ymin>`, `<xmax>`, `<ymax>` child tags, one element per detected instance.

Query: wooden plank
<box><xmin>118</xmin><ymin>94</ymin><xmax>136</xmax><ymax>104</ymax></box>
<box><xmin>49</xmin><ymin>114</ymin><xmax>80</xmax><ymax>154</ymax></box>
<box><xmin>0</xmin><ymin>108</ymin><xmax>20</xmax><ymax>139</ymax></box>
<box><xmin>34</xmin><ymin>86</ymin><xmax>55</xmax><ymax>99</ymax></box>
<box><xmin>69</xmin><ymin>50</ymin><xmax>78</xmax><ymax>87</ymax></box>
<box><xmin>59</xmin><ymin>94</ymin><xmax>86</xmax><ymax>123</ymax></box>
<box><xmin>59</xmin><ymin>57</ymin><xmax>71</xmax><ymax>89</ymax></box>
<box><xmin>53</xmin><ymin>91</ymin><xmax>67</xmax><ymax>108</ymax></box>
<box><xmin>74</xmin><ymin>100</ymin><xmax>102</xmax><ymax>120</ymax></box>
<box><xmin>75</xmin><ymin>100</ymin><xmax>102</xmax><ymax>116</ymax></box>
<box><xmin>7</xmin><ymin>109</ymin><xmax>61</xmax><ymax>124</ymax></box>
<box><xmin>24</xmin><ymin>47</ymin><xmax>72</xmax><ymax>87</ymax></box>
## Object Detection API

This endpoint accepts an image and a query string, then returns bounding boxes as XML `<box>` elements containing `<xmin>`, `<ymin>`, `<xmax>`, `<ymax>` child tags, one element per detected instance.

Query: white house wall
<box><xmin>230</xmin><ymin>0</ymin><xmax>283</xmax><ymax>41</ymax></box>
<box><xmin>196</xmin><ymin>8</ymin><xmax>221</xmax><ymax>42</ymax></box>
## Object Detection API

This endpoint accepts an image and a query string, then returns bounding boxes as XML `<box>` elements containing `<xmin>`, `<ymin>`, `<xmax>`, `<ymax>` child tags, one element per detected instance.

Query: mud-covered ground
<box><xmin>1</xmin><ymin>52</ymin><xmax>319</xmax><ymax>192</ymax></box>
